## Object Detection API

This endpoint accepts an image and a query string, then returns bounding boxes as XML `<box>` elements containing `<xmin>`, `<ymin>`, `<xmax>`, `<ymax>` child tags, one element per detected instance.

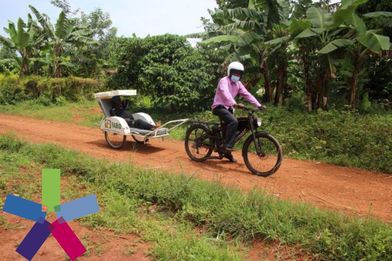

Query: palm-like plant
<box><xmin>29</xmin><ymin>5</ymin><xmax>94</xmax><ymax>77</ymax></box>
<box><xmin>0</xmin><ymin>15</ymin><xmax>44</xmax><ymax>75</ymax></box>
<box><xmin>268</xmin><ymin>0</ymin><xmax>391</xmax><ymax>110</ymax></box>
<box><xmin>293</xmin><ymin>7</ymin><xmax>337</xmax><ymax>110</ymax></box>
<box><xmin>201</xmin><ymin>0</ymin><xmax>284</xmax><ymax>102</ymax></box>
<box><xmin>317</xmin><ymin>0</ymin><xmax>391</xmax><ymax>109</ymax></box>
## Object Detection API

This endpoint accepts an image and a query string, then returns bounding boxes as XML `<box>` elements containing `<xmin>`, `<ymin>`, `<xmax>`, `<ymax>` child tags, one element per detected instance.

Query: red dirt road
<box><xmin>0</xmin><ymin>213</ymin><xmax>150</xmax><ymax>261</ymax></box>
<box><xmin>1</xmin><ymin>114</ymin><xmax>391</xmax><ymax>222</ymax></box>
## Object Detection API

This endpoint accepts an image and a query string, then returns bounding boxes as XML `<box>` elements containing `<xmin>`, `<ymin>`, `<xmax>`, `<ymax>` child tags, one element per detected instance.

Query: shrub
<box><xmin>261</xmin><ymin>108</ymin><xmax>392</xmax><ymax>173</ymax></box>
<box><xmin>0</xmin><ymin>74</ymin><xmax>103</xmax><ymax>105</ymax></box>
<box><xmin>108</xmin><ymin>34</ymin><xmax>224</xmax><ymax>113</ymax></box>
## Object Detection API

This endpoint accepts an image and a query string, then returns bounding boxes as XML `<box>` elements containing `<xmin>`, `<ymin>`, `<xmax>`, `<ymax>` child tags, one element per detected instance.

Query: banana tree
<box><xmin>0</xmin><ymin>15</ymin><xmax>43</xmax><ymax>75</ymax></box>
<box><xmin>265</xmin><ymin>23</ymin><xmax>291</xmax><ymax>105</ymax></box>
<box><xmin>318</xmin><ymin>0</ymin><xmax>391</xmax><ymax>109</ymax></box>
<box><xmin>201</xmin><ymin>0</ymin><xmax>284</xmax><ymax>103</ymax></box>
<box><xmin>29</xmin><ymin>5</ymin><xmax>94</xmax><ymax>77</ymax></box>
<box><xmin>295</xmin><ymin>6</ymin><xmax>340</xmax><ymax>110</ymax></box>
<box><xmin>266</xmin><ymin>6</ymin><xmax>335</xmax><ymax>110</ymax></box>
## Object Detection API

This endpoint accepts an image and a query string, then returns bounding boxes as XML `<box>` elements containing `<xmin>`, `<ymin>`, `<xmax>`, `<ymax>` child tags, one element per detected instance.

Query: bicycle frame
<box><xmin>203</xmin><ymin>108</ymin><xmax>263</xmax><ymax>153</ymax></box>
<box><xmin>184</xmin><ymin>106</ymin><xmax>283</xmax><ymax>176</ymax></box>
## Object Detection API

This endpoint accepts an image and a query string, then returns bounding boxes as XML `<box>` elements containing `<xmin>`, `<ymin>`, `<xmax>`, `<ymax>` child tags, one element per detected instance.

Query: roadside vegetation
<box><xmin>1</xmin><ymin>0</ymin><xmax>391</xmax><ymax>173</ymax></box>
<box><xmin>1</xmin><ymin>100</ymin><xmax>391</xmax><ymax>174</ymax></box>
<box><xmin>1</xmin><ymin>135</ymin><xmax>392</xmax><ymax>260</ymax></box>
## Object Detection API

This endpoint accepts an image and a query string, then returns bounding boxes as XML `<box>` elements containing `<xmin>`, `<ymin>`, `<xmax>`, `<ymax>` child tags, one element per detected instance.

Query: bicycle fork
<box><xmin>248</xmin><ymin>116</ymin><xmax>265</xmax><ymax>157</ymax></box>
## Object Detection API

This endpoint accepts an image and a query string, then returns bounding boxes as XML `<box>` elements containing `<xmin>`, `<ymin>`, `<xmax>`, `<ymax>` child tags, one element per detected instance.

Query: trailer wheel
<box><xmin>132</xmin><ymin>135</ymin><xmax>148</xmax><ymax>144</ymax></box>
<box><xmin>105</xmin><ymin>131</ymin><xmax>126</xmax><ymax>149</ymax></box>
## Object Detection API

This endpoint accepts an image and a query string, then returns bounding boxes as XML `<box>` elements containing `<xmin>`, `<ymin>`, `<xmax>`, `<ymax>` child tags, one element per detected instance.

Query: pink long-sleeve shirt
<box><xmin>212</xmin><ymin>76</ymin><xmax>261</xmax><ymax>109</ymax></box>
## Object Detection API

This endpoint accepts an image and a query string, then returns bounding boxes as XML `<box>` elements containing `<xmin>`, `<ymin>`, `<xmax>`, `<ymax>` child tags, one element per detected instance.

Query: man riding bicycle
<box><xmin>212</xmin><ymin>61</ymin><xmax>265</xmax><ymax>162</ymax></box>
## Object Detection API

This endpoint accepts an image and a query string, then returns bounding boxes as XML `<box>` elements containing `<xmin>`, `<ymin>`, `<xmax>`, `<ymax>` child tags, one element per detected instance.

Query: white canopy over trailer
<box><xmin>94</xmin><ymin>90</ymin><xmax>188</xmax><ymax>148</ymax></box>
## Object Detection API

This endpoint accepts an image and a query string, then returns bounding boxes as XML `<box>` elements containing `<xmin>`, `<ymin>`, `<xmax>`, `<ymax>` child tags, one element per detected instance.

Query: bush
<box><xmin>0</xmin><ymin>59</ymin><xmax>17</xmax><ymax>74</ymax></box>
<box><xmin>0</xmin><ymin>74</ymin><xmax>103</xmax><ymax>105</ymax></box>
<box><xmin>261</xmin><ymin>108</ymin><xmax>392</xmax><ymax>173</ymax></box>
<box><xmin>108</xmin><ymin>34</ymin><xmax>224</xmax><ymax>113</ymax></box>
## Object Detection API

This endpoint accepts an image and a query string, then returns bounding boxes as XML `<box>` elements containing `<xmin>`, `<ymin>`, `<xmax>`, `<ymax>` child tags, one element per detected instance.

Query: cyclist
<box><xmin>212</xmin><ymin>61</ymin><xmax>265</xmax><ymax>162</ymax></box>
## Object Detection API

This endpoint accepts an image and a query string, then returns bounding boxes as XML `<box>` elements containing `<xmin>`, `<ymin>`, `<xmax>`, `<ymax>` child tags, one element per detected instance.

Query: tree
<box><xmin>216</xmin><ymin>0</ymin><xmax>249</xmax><ymax>9</ymax></box>
<box><xmin>0</xmin><ymin>43</ymin><xmax>15</xmax><ymax>59</ymax></box>
<box><xmin>0</xmin><ymin>43</ymin><xmax>17</xmax><ymax>73</ymax></box>
<box><xmin>74</xmin><ymin>9</ymin><xmax>117</xmax><ymax>76</ymax></box>
<box><xmin>202</xmin><ymin>0</ymin><xmax>285</xmax><ymax>104</ymax></box>
<box><xmin>291</xmin><ymin>0</ymin><xmax>313</xmax><ymax>19</ymax></box>
<box><xmin>318</xmin><ymin>0</ymin><xmax>391</xmax><ymax>109</ymax></box>
<box><xmin>294</xmin><ymin>7</ymin><xmax>336</xmax><ymax>110</ymax></box>
<box><xmin>0</xmin><ymin>15</ymin><xmax>43</xmax><ymax>75</ymax></box>
<box><xmin>29</xmin><ymin>5</ymin><xmax>94</xmax><ymax>77</ymax></box>
<box><xmin>358</xmin><ymin>0</ymin><xmax>392</xmax><ymax>38</ymax></box>
<box><xmin>109</xmin><ymin>34</ymin><xmax>222</xmax><ymax>112</ymax></box>
<box><xmin>50</xmin><ymin>0</ymin><xmax>79</xmax><ymax>16</ymax></box>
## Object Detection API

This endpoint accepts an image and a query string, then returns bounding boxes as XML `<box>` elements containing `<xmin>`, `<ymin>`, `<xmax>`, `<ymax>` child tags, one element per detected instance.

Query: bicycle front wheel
<box><xmin>242</xmin><ymin>132</ymin><xmax>282</xmax><ymax>177</ymax></box>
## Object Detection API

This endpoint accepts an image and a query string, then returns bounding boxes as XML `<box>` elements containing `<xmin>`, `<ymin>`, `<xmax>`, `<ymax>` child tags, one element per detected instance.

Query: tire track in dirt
<box><xmin>1</xmin><ymin>114</ymin><xmax>391</xmax><ymax>222</ymax></box>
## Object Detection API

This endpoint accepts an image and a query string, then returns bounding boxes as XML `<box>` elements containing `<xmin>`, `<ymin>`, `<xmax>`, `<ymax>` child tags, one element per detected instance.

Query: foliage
<box><xmin>291</xmin><ymin>0</ymin><xmax>313</xmax><ymax>19</ymax></box>
<box><xmin>203</xmin><ymin>0</ymin><xmax>392</xmax><ymax>111</ymax></box>
<box><xmin>0</xmin><ymin>139</ymin><xmax>244</xmax><ymax>260</ymax></box>
<box><xmin>216</xmin><ymin>0</ymin><xmax>249</xmax><ymax>9</ymax></box>
<box><xmin>0</xmin><ymin>74</ymin><xmax>102</xmax><ymax>105</ymax></box>
<box><xmin>0</xmin><ymin>3</ymin><xmax>116</xmax><ymax>78</ymax></box>
<box><xmin>357</xmin><ymin>0</ymin><xmax>392</xmax><ymax>38</ymax></box>
<box><xmin>202</xmin><ymin>0</ymin><xmax>286</xmax><ymax>104</ymax></box>
<box><xmin>365</xmin><ymin>56</ymin><xmax>392</xmax><ymax>108</ymax></box>
<box><xmin>109</xmin><ymin>34</ymin><xmax>224</xmax><ymax>112</ymax></box>
<box><xmin>29</xmin><ymin>5</ymin><xmax>95</xmax><ymax>78</ymax></box>
<box><xmin>72</xmin><ymin>9</ymin><xmax>117</xmax><ymax>78</ymax></box>
<box><xmin>0</xmin><ymin>15</ymin><xmax>44</xmax><ymax>76</ymax></box>
<box><xmin>263</xmin><ymin>107</ymin><xmax>392</xmax><ymax>173</ymax></box>
<box><xmin>50</xmin><ymin>0</ymin><xmax>73</xmax><ymax>15</ymax></box>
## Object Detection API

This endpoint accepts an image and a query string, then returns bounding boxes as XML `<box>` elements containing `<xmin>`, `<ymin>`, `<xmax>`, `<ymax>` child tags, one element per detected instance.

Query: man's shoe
<box><xmin>225</xmin><ymin>152</ymin><xmax>237</xmax><ymax>163</ymax></box>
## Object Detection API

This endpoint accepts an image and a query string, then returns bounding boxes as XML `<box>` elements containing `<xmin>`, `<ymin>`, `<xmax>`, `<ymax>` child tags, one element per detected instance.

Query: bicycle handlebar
<box><xmin>236</xmin><ymin>106</ymin><xmax>259</xmax><ymax>113</ymax></box>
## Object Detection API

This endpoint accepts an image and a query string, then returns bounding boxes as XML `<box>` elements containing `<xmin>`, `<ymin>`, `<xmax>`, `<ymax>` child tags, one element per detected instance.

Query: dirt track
<box><xmin>1</xmin><ymin>114</ymin><xmax>391</xmax><ymax>222</ymax></box>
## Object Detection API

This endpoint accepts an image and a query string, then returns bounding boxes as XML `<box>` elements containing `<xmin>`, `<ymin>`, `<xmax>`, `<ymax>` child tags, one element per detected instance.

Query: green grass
<box><xmin>1</xmin><ymin>134</ymin><xmax>391</xmax><ymax>260</ymax></box>
<box><xmin>0</xmin><ymin>100</ymin><xmax>101</xmax><ymax>127</ymax></box>
<box><xmin>0</xmin><ymin>135</ymin><xmax>248</xmax><ymax>260</ymax></box>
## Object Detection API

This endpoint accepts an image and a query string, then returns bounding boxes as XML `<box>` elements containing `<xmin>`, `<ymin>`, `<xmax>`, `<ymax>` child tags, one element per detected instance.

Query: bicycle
<box><xmin>184</xmin><ymin>106</ymin><xmax>282</xmax><ymax>177</ymax></box>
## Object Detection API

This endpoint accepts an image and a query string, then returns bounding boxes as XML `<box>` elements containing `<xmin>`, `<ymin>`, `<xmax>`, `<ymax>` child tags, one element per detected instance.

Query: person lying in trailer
<box><xmin>110</xmin><ymin>96</ymin><xmax>156</xmax><ymax>130</ymax></box>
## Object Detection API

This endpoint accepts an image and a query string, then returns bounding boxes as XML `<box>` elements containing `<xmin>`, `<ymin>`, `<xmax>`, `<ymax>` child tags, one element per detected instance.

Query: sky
<box><xmin>0</xmin><ymin>0</ymin><xmax>218</xmax><ymax>38</ymax></box>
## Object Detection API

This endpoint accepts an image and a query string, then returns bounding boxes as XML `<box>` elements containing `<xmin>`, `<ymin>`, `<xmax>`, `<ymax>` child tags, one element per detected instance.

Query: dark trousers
<box><xmin>119</xmin><ymin>111</ymin><xmax>155</xmax><ymax>130</ymax></box>
<box><xmin>212</xmin><ymin>105</ymin><xmax>238</xmax><ymax>149</ymax></box>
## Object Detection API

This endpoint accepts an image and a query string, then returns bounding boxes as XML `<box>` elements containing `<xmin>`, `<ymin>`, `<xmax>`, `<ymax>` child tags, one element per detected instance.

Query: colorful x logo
<box><xmin>2</xmin><ymin>169</ymin><xmax>99</xmax><ymax>260</ymax></box>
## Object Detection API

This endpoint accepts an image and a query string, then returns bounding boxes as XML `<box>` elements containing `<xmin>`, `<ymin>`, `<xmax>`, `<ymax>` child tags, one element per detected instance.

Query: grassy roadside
<box><xmin>1</xmin><ymin>134</ymin><xmax>391</xmax><ymax>260</ymax></box>
<box><xmin>0</xmin><ymin>100</ymin><xmax>101</xmax><ymax>127</ymax></box>
<box><xmin>0</xmin><ymin>137</ymin><xmax>247</xmax><ymax>260</ymax></box>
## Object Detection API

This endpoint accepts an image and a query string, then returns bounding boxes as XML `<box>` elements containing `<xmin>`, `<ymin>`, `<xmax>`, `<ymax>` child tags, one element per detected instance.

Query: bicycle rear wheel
<box><xmin>242</xmin><ymin>132</ymin><xmax>282</xmax><ymax>176</ymax></box>
<box><xmin>184</xmin><ymin>124</ymin><xmax>213</xmax><ymax>162</ymax></box>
